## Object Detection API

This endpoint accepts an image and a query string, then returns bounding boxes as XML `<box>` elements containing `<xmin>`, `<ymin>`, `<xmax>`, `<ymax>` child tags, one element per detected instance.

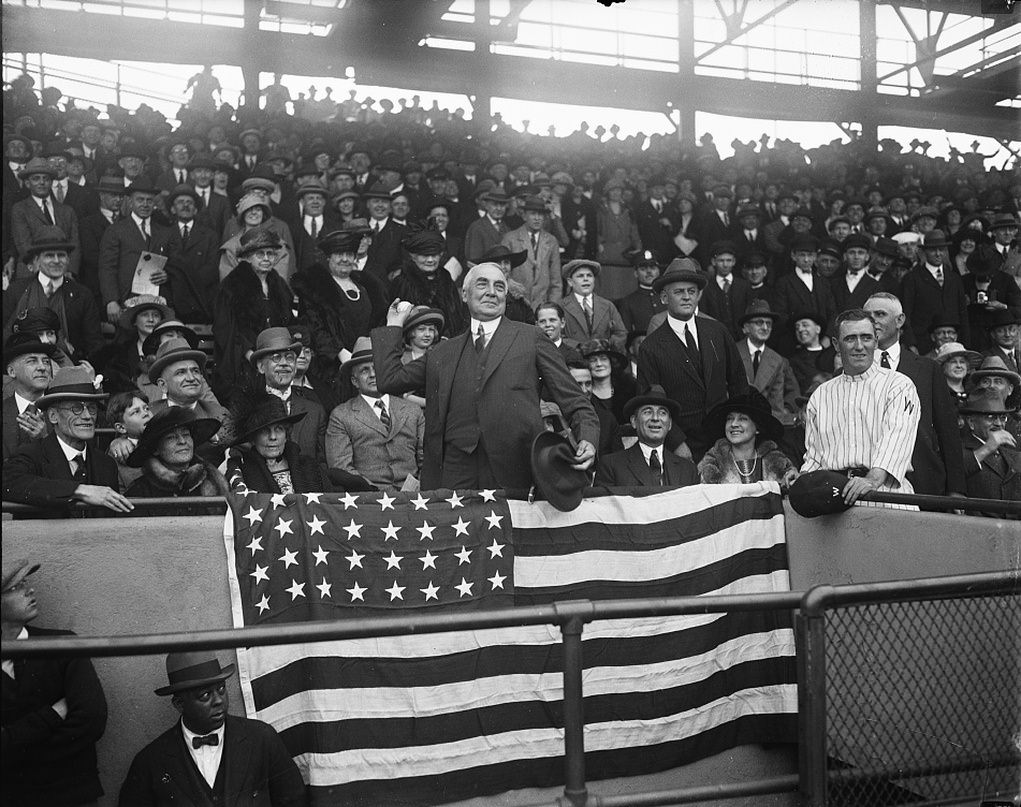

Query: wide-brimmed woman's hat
<box><xmin>36</xmin><ymin>366</ymin><xmax>108</xmax><ymax>409</ymax></box>
<box><xmin>142</xmin><ymin>320</ymin><xmax>199</xmax><ymax>356</ymax></box>
<box><xmin>579</xmin><ymin>338</ymin><xmax>627</xmax><ymax>368</ymax></box>
<box><xmin>403</xmin><ymin>306</ymin><xmax>445</xmax><ymax>337</ymax></box>
<box><xmin>702</xmin><ymin>388</ymin><xmax>784</xmax><ymax>444</ymax></box>
<box><xmin>117</xmin><ymin>294</ymin><xmax>173</xmax><ymax>331</ymax></box>
<box><xmin>154</xmin><ymin>651</ymin><xmax>236</xmax><ymax>696</ymax></box>
<box><xmin>933</xmin><ymin>342</ymin><xmax>982</xmax><ymax>369</ymax></box>
<box><xmin>233</xmin><ymin>396</ymin><xmax>307</xmax><ymax>446</ymax></box>
<box><xmin>237</xmin><ymin>227</ymin><xmax>283</xmax><ymax>258</ymax></box>
<box><xmin>235</xmin><ymin>192</ymin><xmax>271</xmax><ymax>221</ymax></box>
<box><xmin>318</xmin><ymin>229</ymin><xmax>363</xmax><ymax>256</ymax></box>
<box><xmin>127</xmin><ymin>407</ymin><xmax>221</xmax><ymax>467</ymax></box>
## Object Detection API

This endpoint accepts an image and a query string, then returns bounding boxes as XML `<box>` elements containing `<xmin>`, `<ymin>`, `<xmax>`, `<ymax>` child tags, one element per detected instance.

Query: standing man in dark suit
<box><xmin>864</xmin><ymin>293</ymin><xmax>966</xmax><ymax>497</ymax></box>
<box><xmin>2</xmin><ymin>366</ymin><xmax>133</xmax><ymax>513</ymax></box>
<box><xmin>616</xmin><ymin>251</ymin><xmax>667</xmax><ymax>334</ymax></box>
<box><xmin>45</xmin><ymin>146</ymin><xmax>98</xmax><ymax>224</ymax></box>
<box><xmin>729</xmin><ymin>204</ymin><xmax>767</xmax><ymax>259</ymax></box>
<box><xmin>154</xmin><ymin>140</ymin><xmax>192</xmax><ymax>195</ymax></box>
<box><xmin>289</xmin><ymin>183</ymin><xmax>339</xmax><ymax>273</ymax></box>
<box><xmin>637</xmin><ymin>258</ymin><xmax>749</xmax><ymax>460</ymax></box>
<box><xmin>2</xmin><ymin>334</ymin><xmax>55</xmax><ymax>460</ymax></box>
<box><xmin>78</xmin><ymin>176</ymin><xmax>127</xmax><ymax>308</ymax></box>
<box><xmin>899</xmin><ymin>231</ymin><xmax>970</xmax><ymax>354</ymax></box>
<box><xmin>9</xmin><ymin>157</ymin><xmax>81</xmax><ymax>279</ymax></box>
<box><xmin>830</xmin><ymin>234</ymin><xmax>881</xmax><ymax>311</ymax></box>
<box><xmin>373</xmin><ymin>262</ymin><xmax>598</xmax><ymax>490</ymax></box>
<box><xmin>981</xmin><ymin>310</ymin><xmax>1021</xmax><ymax>374</ymax></box>
<box><xmin>118</xmin><ymin>651</ymin><xmax>306</xmax><ymax>807</ymax></box>
<box><xmin>362</xmin><ymin>183</ymin><xmax>406</xmax><ymax>287</ymax></box>
<box><xmin>694</xmin><ymin>184</ymin><xmax>735</xmax><ymax>267</ymax></box>
<box><xmin>699</xmin><ymin>240</ymin><xmax>752</xmax><ymax>341</ymax></box>
<box><xmin>634</xmin><ymin>176</ymin><xmax>680</xmax><ymax>265</ymax></box>
<box><xmin>772</xmin><ymin>234</ymin><xmax>837</xmax><ymax>355</ymax></box>
<box><xmin>463</xmin><ymin>190</ymin><xmax>510</xmax><ymax>267</ymax></box>
<box><xmin>164</xmin><ymin>185</ymin><xmax>219</xmax><ymax>324</ymax></box>
<box><xmin>98</xmin><ymin>180</ymin><xmax>174</xmax><ymax>325</ymax></box>
<box><xmin>595</xmin><ymin>385</ymin><xmax>698</xmax><ymax>487</ymax></box>
<box><xmin>188</xmin><ymin>154</ymin><xmax>231</xmax><ymax>239</ymax></box>
<box><xmin>976</xmin><ymin>213</ymin><xmax>1018</xmax><ymax>273</ymax></box>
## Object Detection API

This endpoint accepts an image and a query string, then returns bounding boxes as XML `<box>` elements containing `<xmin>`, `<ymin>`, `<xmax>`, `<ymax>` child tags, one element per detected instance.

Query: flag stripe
<box><xmin>277</xmin><ymin>657</ymin><xmax>793</xmax><ymax>754</ymax></box>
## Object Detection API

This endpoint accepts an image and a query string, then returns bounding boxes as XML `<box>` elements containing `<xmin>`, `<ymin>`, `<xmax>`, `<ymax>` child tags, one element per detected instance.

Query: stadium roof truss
<box><xmin>2</xmin><ymin>0</ymin><xmax>1018</xmax><ymax>141</ymax></box>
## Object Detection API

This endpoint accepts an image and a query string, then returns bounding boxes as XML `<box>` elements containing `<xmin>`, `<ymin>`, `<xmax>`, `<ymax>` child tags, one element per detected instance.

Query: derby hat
<box><xmin>117</xmin><ymin>294</ymin><xmax>173</xmax><ymax>331</ymax></box>
<box><xmin>17</xmin><ymin>156</ymin><xmax>57</xmax><ymax>180</ymax></box>
<box><xmin>232</xmin><ymin>396</ymin><xmax>307</xmax><ymax>445</ymax></box>
<box><xmin>154</xmin><ymin>651</ymin><xmax>236</xmax><ymax>697</ymax></box>
<box><xmin>927</xmin><ymin>313</ymin><xmax>960</xmax><ymax>333</ymax></box>
<box><xmin>3</xmin><ymin>332</ymin><xmax>57</xmax><ymax>365</ymax></box>
<box><xmin>148</xmin><ymin>337</ymin><xmax>207</xmax><ymax>383</ymax></box>
<box><xmin>702</xmin><ymin>388</ymin><xmax>784</xmax><ymax>445</ymax></box>
<box><xmin>622</xmin><ymin>384</ymin><xmax>681</xmax><ymax>421</ymax></box>
<box><xmin>562</xmin><ymin>259</ymin><xmax>600</xmax><ymax>280</ymax></box>
<box><xmin>23</xmin><ymin>227</ymin><xmax>76</xmax><ymax>261</ymax></box>
<box><xmin>318</xmin><ymin>228</ymin><xmax>363</xmax><ymax>256</ymax></box>
<box><xmin>236</xmin><ymin>227</ymin><xmax>283</xmax><ymax>258</ymax></box>
<box><xmin>341</xmin><ymin>336</ymin><xmax>374</xmax><ymax>376</ymax></box>
<box><xmin>2</xmin><ymin>558</ymin><xmax>39</xmax><ymax>594</ymax></box>
<box><xmin>989</xmin><ymin>212</ymin><xmax>1019</xmax><ymax>231</ymax></box>
<box><xmin>125</xmin><ymin>179</ymin><xmax>159</xmax><ymax>196</ymax></box>
<box><xmin>959</xmin><ymin>387</ymin><xmax>1016</xmax><ymax>416</ymax></box>
<box><xmin>36</xmin><ymin>365</ymin><xmax>108</xmax><ymax>409</ymax></box>
<box><xmin>11</xmin><ymin>307</ymin><xmax>60</xmax><ymax>336</ymax></box>
<box><xmin>788</xmin><ymin>470</ymin><xmax>855</xmax><ymax>518</ymax></box>
<box><xmin>969</xmin><ymin>355</ymin><xmax>1021</xmax><ymax>388</ymax></box>
<box><xmin>933</xmin><ymin>342</ymin><xmax>981</xmax><ymax>369</ymax></box>
<box><xmin>530</xmin><ymin>431</ymin><xmax>588</xmax><ymax>512</ymax></box>
<box><xmin>142</xmin><ymin>319</ymin><xmax>199</xmax><ymax>356</ymax></box>
<box><xmin>126</xmin><ymin>407</ymin><xmax>221</xmax><ymax>468</ymax></box>
<box><xmin>480</xmin><ymin>244</ymin><xmax>527</xmax><ymax>268</ymax></box>
<box><xmin>250</xmin><ymin>326</ymin><xmax>302</xmax><ymax>364</ymax></box>
<box><xmin>403</xmin><ymin>229</ymin><xmax>446</xmax><ymax>256</ymax></box>
<box><xmin>738</xmin><ymin>299</ymin><xmax>781</xmax><ymax>327</ymax></box>
<box><xmin>403</xmin><ymin>306</ymin><xmax>445</xmax><ymax>337</ymax></box>
<box><xmin>652</xmin><ymin>257</ymin><xmax>706</xmax><ymax>293</ymax></box>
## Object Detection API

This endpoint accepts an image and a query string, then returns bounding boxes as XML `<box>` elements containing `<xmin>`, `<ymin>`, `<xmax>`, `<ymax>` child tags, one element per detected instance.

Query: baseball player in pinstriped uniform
<box><xmin>801</xmin><ymin>308</ymin><xmax>920</xmax><ymax>508</ymax></box>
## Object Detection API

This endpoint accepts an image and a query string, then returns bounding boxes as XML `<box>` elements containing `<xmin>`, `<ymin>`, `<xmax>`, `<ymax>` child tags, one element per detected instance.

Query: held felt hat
<box><xmin>959</xmin><ymin>387</ymin><xmax>1017</xmax><ymax>416</ymax></box>
<box><xmin>621</xmin><ymin>384</ymin><xmax>681</xmax><ymax>421</ymax></box>
<box><xmin>652</xmin><ymin>257</ymin><xmax>706</xmax><ymax>293</ymax></box>
<box><xmin>232</xmin><ymin>396</ymin><xmax>307</xmax><ymax>445</ymax></box>
<box><xmin>530</xmin><ymin>431</ymin><xmax>588</xmax><ymax>512</ymax></box>
<box><xmin>36</xmin><ymin>365</ymin><xmax>108</xmax><ymax>409</ymax></box>
<box><xmin>480</xmin><ymin>244</ymin><xmax>527</xmax><ymax>268</ymax></box>
<box><xmin>702</xmin><ymin>388</ymin><xmax>784</xmax><ymax>445</ymax></box>
<box><xmin>126</xmin><ymin>407</ymin><xmax>221</xmax><ymax>468</ymax></box>
<box><xmin>148</xmin><ymin>337</ymin><xmax>207</xmax><ymax>383</ymax></box>
<box><xmin>2</xmin><ymin>558</ymin><xmax>39</xmax><ymax>593</ymax></box>
<box><xmin>117</xmin><ymin>294</ymin><xmax>174</xmax><ymax>332</ymax></box>
<box><xmin>788</xmin><ymin>470</ymin><xmax>855</xmax><ymax>518</ymax></box>
<box><xmin>562</xmin><ymin>259</ymin><xmax>600</xmax><ymax>280</ymax></box>
<box><xmin>3</xmin><ymin>332</ymin><xmax>57</xmax><ymax>365</ymax></box>
<box><xmin>250</xmin><ymin>326</ymin><xmax>303</xmax><ymax>364</ymax></box>
<box><xmin>154</xmin><ymin>651</ymin><xmax>236</xmax><ymax>696</ymax></box>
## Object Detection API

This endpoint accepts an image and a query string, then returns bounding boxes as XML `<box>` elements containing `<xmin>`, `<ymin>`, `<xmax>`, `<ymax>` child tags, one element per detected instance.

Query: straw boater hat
<box><xmin>154</xmin><ymin>651</ymin><xmax>236</xmax><ymax>696</ymax></box>
<box><xmin>126</xmin><ymin>408</ymin><xmax>221</xmax><ymax>468</ymax></box>
<box><xmin>117</xmin><ymin>294</ymin><xmax>173</xmax><ymax>332</ymax></box>
<box><xmin>36</xmin><ymin>366</ymin><xmax>108</xmax><ymax>409</ymax></box>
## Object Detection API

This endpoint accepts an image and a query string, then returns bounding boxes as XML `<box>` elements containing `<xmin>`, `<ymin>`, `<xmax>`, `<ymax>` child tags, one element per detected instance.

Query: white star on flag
<box><xmin>279</xmin><ymin>548</ymin><xmax>299</xmax><ymax>569</ymax></box>
<box><xmin>343</xmin><ymin>519</ymin><xmax>363</xmax><ymax>539</ymax></box>
<box><xmin>270</xmin><ymin>493</ymin><xmax>288</xmax><ymax>509</ymax></box>
<box><xmin>417</xmin><ymin>521</ymin><xmax>436</xmax><ymax>540</ymax></box>
<box><xmin>383</xmin><ymin>551</ymin><xmax>403</xmax><ymax>570</ymax></box>
<box><xmin>346</xmin><ymin>549</ymin><xmax>365</xmax><ymax>569</ymax></box>
<box><xmin>339</xmin><ymin>492</ymin><xmax>359</xmax><ymax>509</ymax></box>
<box><xmin>246</xmin><ymin>535</ymin><xmax>264</xmax><ymax>556</ymax></box>
<box><xmin>243</xmin><ymin>507</ymin><xmax>263</xmax><ymax>526</ymax></box>
<box><xmin>385</xmin><ymin>581</ymin><xmax>405</xmax><ymax>601</ymax></box>
<box><xmin>255</xmin><ymin>594</ymin><xmax>271</xmax><ymax>614</ymax></box>
<box><xmin>420</xmin><ymin>581</ymin><xmax>440</xmax><ymax>601</ymax></box>
<box><xmin>303</xmin><ymin>492</ymin><xmax>323</xmax><ymax>504</ymax></box>
<box><xmin>420</xmin><ymin>549</ymin><xmax>438</xmax><ymax>570</ymax></box>
<box><xmin>445</xmin><ymin>492</ymin><xmax>464</xmax><ymax>508</ymax></box>
<box><xmin>306</xmin><ymin>515</ymin><xmax>327</xmax><ymax>536</ymax></box>
<box><xmin>455</xmin><ymin>578</ymin><xmax>474</xmax><ymax>597</ymax></box>
<box><xmin>380</xmin><ymin>520</ymin><xmax>401</xmax><ymax>541</ymax></box>
<box><xmin>312</xmin><ymin>545</ymin><xmax>330</xmax><ymax>566</ymax></box>
<box><xmin>286</xmin><ymin>579</ymin><xmax>306</xmax><ymax>600</ymax></box>
<box><xmin>484</xmin><ymin>511</ymin><xmax>503</xmax><ymax>530</ymax></box>
<box><xmin>451</xmin><ymin>517</ymin><xmax>471</xmax><ymax>537</ymax></box>
<box><xmin>316</xmin><ymin>578</ymin><xmax>332</xmax><ymax>598</ymax></box>
<box><xmin>250</xmin><ymin>564</ymin><xmax>269</xmax><ymax>584</ymax></box>
<box><xmin>274</xmin><ymin>517</ymin><xmax>294</xmax><ymax>538</ymax></box>
<box><xmin>455</xmin><ymin>546</ymin><xmax>472</xmax><ymax>565</ymax></box>
<box><xmin>480</xmin><ymin>489</ymin><xmax>497</xmax><ymax>502</ymax></box>
<box><xmin>410</xmin><ymin>493</ymin><xmax>430</xmax><ymax>511</ymax></box>
<box><xmin>377</xmin><ymin>492</ymin><xmax>396</xmax><ymax>511</ymax></box>
<box><xmin>487</xmin><ymin>539</ymin><xmax>505</xmax><ymax>559</ymax></box>
<box><xmin>347</xmin><ymin>582</ymin><xmax>367</xmax><ymax>602</ymax></box>
<box><xmin>488</xmin><ymin>570</ymin><xmax>506</xmax><ymax>590</ymax></box>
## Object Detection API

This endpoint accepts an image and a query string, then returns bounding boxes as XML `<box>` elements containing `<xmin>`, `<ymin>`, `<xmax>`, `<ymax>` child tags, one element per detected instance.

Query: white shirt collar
<box><xmin>637</xmin><ymin>442</ymin><xmax>663</xmax><ymax>465</ymax></box>
<box><xmin>371</xmin><ymin>216</ymin><xmax>389</xmax><ymax>230</ymax></box>
<box><xmin>746</xmin><ymin>338</ymin><xmax>764</xmax><ymax>356</ymax></box>
<box><xmin>486</xmin><ymin>214</ymin><xmax>501</xmax><ymax>227</ymax></box>
<box><xmin>845</xmin><ymin>271</ymin><xmax>863</xmax><ymax>292</ymax></box>
<box><xmin>34</xmin><ymin>195</ymin><xmax>51</xmax><ymax>210</ymax></box>
<box><xmin>574</xmin><ymin>292</ymin><xmax>592</xmax><ymax>307</ymax></box>
<box><xmin>265</xmin><ymin>385</ymin><xmax>290</xmax><ymax>401</ymax></box>
<box><xmin>131</xmin><ymin>212</ymin><xmax>150</xmax><ymax>229</ymax></box>
<box><xmin>55</xmin><ymin>434</ymin><xmax>87</xmax><ymax>463</ymax></box>
<box><xmin>167</xmin><ymin>398</ymin><xmax>198</xmax><ymax>410</ymax></box>
<box><xmin>875</xmin><ymin>341</ymin><xmax>902</xmax><ymax>369</ymax></box>
<box><xmin>1</xmin><ymin>628</ymin><xmax>30</xmax><ymax>679</ymax></box>
<box><xmin>38</xmin><ymin>272</ymin><xmax>64</xmax><ymax>292</ymax></box>
<box><xmin>470</xmin><ymin>317</ymin><xmax>501</xmax><ymax>339</ymax></box>
<box><xmin>13</xmin><ymin>391</ymin><xmax>36</xmax><ymax>414</ymax></box>
<box><xmin>715</xmin><ymin>274</ymin><xmax>732</xmax><ymax>289</ymax></box>
<box><xmin>361</xmin><ymin>393</ymin><xmax>391</xmax><ymax>412</ymax></box>
<box><xmin>666</xmin><ymin>314</ymin><xmax>698</xmax><ymax>347</ymax></box>
<box><xmin>926</xmin><ymin>263</ymin><xmax>943</xmax><ymax>277</ymax></box>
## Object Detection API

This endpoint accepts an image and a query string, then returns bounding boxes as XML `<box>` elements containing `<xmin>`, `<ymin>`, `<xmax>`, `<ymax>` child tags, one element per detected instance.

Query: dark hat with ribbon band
<box><xmin>16</xmin><ymin>156</ymin><xmax>57</xmax><ymax>180</ymax></box>
<box><xmin>959</xmin><ymin>387</ymin><xmax>1017</xmax><ymax>416</ymax></box>
<box><xmin>969</xmin><ymin>355</ymin><xmax>1021</xmax><ymax>388</ymax></box>
<box><xmin>520</xmin><ymin>195</ymin><xmax>547</xmax><ymax>213</ymax></box>
<box><xmin>530</xmin><ymin>431</ymin><xmax>588</xmax><ymax>512</ymax></box>
<box><xmin>738</xmin><ymin>299</ymin><xmax>782</xmax><ymax>327</ymax></box>
<box><xmin>154</xmin><ymin>651</ymin><xmax>236</xmax><ymax>696</ymax></box>
<box><xmin>652</xmin><ymin>257</ymin><xmax>706</xmax><ymax>292</ymax></box>
<box><xmin>23</xmin><ymin>227</ymin><xmax>76</xmax><ymax>261</ymax></box>
<box><xmin>341</xmin><ymin>336</ymin><xmax>374</xmax><ymax>376</ymax></box>
<box><xmin>126</xmin><ymin>407</ymin><xmax>221</xmax><ymax>468</ymax></box>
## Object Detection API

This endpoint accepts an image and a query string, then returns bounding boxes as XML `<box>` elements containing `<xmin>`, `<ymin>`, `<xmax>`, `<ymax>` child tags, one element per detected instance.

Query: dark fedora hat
<box><xmin>652</xmin><ymin>257</ymin><xmax>706</xmax><ymax>293</ymax></box>
<box><xmin>166</xmin><ymin>183</ymin><xmax>199</xmax><ymax>206</ymax></box>
<box><xmin>520</xmin><ymin>195</ymin><xmax>547</xmax><ymax>213</ymax></box>
<box><xmin>96</xmin><ymin>176</ymin><xmax>129</xmax><ymax>196</ymax></box>
<box><xmin>23</xmin><ymin>227</ymin><xmax>76</xmax><ymax>261</ymax></box>
<box><xmin>969</xmin><ymin>355</ymin><xmax>1021</xmax><ymax>388</ymax></box>
<box><xmin>11</xmin><ymin>306</ymin><xmax>60</xmax><ymax>336</ymax></box>
<box><xmin>250</xmin><ymin>326</ymin><xmax>302</xmax><ymax>364</ymax></box>
<box><xmin>483</xmin><ymin>189</ymin><xmax>511</xmax><ymax>204</ymax></box>
<box><xmin>317</xmin><ymin>229</ymin><xmax>363</xmax><ymax>256</ymax></box>
<box><xmin>154</xmin><ymin>651</ymin><xmax>236</xmax><ymax>696</ymax></box>
<box><xmin>985</xmin><ymin>308</ymin><xmax>1021</xmax><ymax>330</ymax></box>
<box><xmin>16</xmin><ymin>156</ymin><xmax>57</xmax><ymax>180</ymax></box>
<box><xmin>361</xmin><ymin>182</ymin><xmax>393</xmax><ymax>200</ymax></box>
<box><xmin>738</xmin><ymin>299</ymin><xmax>782</xmax><ymax>327</ymax></box>
<box><xmin>702</xmin><ymin>388</ymin><xmax>784</xmax><ymax>445</ymax></box>
<box><xmin>187</xmin><ymin>154</ymin><xmax>218</xmax><ymax>170</ymax></box>
<box><xmin>233</xmin><ymin>396</ymin><xmax>307</xmax><ymax>445</ymax></box>
<box><xmin>989</xmin><ymin>212</ymin><xmax>1019</xmax><ymax>231</ymax></box>
<box><xmin>480</xmin><ymin>244</ymin><xmax>527</xmax><ymax>268</ymax></box>
<box><xmin>36</xmin><ymin>365</ymin><xmax>108</xmax><ymax>409</ymax></box>
<box><xmin>873</xmin><ymin>237</ymin><xmax>899</xmax><ymax>258</ymax></box>
<box><xmin>530</xmin><ymin>431</ymin><xmax>588</xmax><ymax>512</ymax></box>
<box><xmin>3</xmin><ymin>332</ymin><xmax>57</xmax><ymax>365</ymax></box>
<box><xmin>127</xmin><ymin>407</ymin><xmax>221</xmax><ymax>467</ymax></box>
<box><xmin>148</xmin><ymin>337</ymin><xmax>207</xmax><ymax>383</ymax></box>
<box><xmin>236</xmin><ymin>226</ymin><xmax>283</xmax><ymax>258</ymax></box>
<box><xmin>622</xmin><ymin>385</ymin><xmax>681</xmax><ymax>421</ymax></box>
<box><xmin>959</xmin><ymin>387</ymin><xmax>1017</xmax><ymax>416</ymax></box>
<box><xmin>295</xmin><ymin>181</ymin><xmax>329</xmax><ymax>199</ymax></box>
<box><xmin>922</xmin><ymin>231</ymin><xmax>949</xmax><ymax>249</ymax></box>
<box><xmin>125</xmin><ymin>179</ymin><xmax>159</xmax><ymax>196</ymax></box>
<box><xmin>788</xmin><ymin>470</ymin><xmax>855</xmax><ymax>518</ymax></box>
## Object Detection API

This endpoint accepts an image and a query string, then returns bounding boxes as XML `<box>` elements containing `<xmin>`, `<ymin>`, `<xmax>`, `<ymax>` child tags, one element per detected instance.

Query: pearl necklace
<box><xmin>733</xmin><ymin>456</ymin><xmax>759</xmax><ymax>481</ymax></box>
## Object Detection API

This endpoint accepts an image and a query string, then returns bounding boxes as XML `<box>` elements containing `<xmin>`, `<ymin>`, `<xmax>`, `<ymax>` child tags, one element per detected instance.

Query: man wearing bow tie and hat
<box><xmin>119</xmin><ymin>651</ymin><xmax>305</xmax><ymax>806</ymax></box>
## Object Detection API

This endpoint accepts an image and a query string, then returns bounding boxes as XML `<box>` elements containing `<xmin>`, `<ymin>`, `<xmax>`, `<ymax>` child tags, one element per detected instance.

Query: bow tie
<box><xmin>192</xmin><ymin>733</ymin><xmax>219</xmax><ymax>749</ymax></box>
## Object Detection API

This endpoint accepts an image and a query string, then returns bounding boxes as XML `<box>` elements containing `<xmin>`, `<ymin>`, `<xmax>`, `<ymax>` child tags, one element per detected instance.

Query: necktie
<box><xmin>70</xmin><ymin>453</ymin><xmax>86</xmax><ymax>481</ymax></box>
<box><xmin>309</xmin><ymin>217</ymin><xmax>318</xmax><ymax>238</ymax></box>
<box><xmin>192</xmin><ymin>734</ymin><xmax>219</xmax><ymax>749</ymax></box>
<box><xmin>880</xmin><ymin>351</ymin><xmax>891</xmax><ymax>369</ymax></box>
<box><xmin>44</xmin><ymin>280</ymin><xmax>55</xmax><ymax>299</ymax></box>
<box><xmin>648</xmin><ymin>449</ymin><xmax>663</xmax><ymax>486</ymax></box>
<box><xmin>752</xmin><ymin>349</ymin><xmax>761</xmax><ymax>377</ymax></box>
<box><xmin>55</xmin><ymin>184</ymin><xmax>65</xmax><ymax>204</ymax></box>
<box><xmin>653</xmin><ymin>200</ymin><xmax>661</xmax><ymax>213</ymax></box>
<box><xmin>475</xmin><ymin>323</ymin><xmax>486</xmax><ymax>353</ymax></box>
<box><xmin>582</xmin><ymin>296</ymin><xmax>593</xmax><ymax>334</ymax></box>
<box><xmin>199</xmin><ymin>188</ymin><xmax>208</xmax><ymax>207</ymax></box>
<box><xmin>685</xmin><ymin>324</ymin><xmax>702</xmax><ymax>373</ymax></box>
<box><xmin>376</xmin><ymin>399</ymin><xmax>391</xmax><ymax>430</ymax></box>
<box><xmin>530</xmin><ymin>231</ymin><xmax>538</xmax><ymax>254</ymax></box>
<box><xmin>247</xmin><ymin>155</ymin><xmax>255</xmax><ymax>168</ymax></box>
<box><xmin>42</xmin><ymin>199</ymin><xmax>54</xmax><ymax>224</ymax></box>
<box><xmin>373</xmin><ymin>221</ymin><xmax>380</xmax><ymax>233</ymax></box>
<box><xmin>935</xmin><ymin>267</ymin><xmax>943</xmax><ymax>287</ymax></box>
<box><xmin>723</xmin><ymin>212</ymin><xmax>730</xmax><ymax>227</ymax></box>
<box><xmin>177</xmin><ymin>170</ymin><xmax>186</xmax><ymax>184</ymax></box>
<box><xmin>140</xmin><ymin>218</ymin><xmax>150</xmax><ymax>247</ymax></box>
<box><xmin>746</xmin><ymin>230</ymin><xmax>754</xmax><ymax>242</ymax></box>
<box><xmin>181</xmin><ymin>223</ymin><xmax>190</xmax><ymax>245</ymax></box>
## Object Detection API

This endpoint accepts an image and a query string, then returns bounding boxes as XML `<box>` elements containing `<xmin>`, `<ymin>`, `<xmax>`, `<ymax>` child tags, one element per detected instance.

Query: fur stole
<box><xmin>131</xmin><ymin>455</ymin><xmax>230</xmax><ymax>496</ymax></box>
<box><xmin>219</xmin><ymin>261</ymin><xmax>293</xmax><ymax>335</ymax></box>
<box><xmin>697</xmin><ymin>438</ymin><xmax>795</xmax><ymax>485</ymax></box>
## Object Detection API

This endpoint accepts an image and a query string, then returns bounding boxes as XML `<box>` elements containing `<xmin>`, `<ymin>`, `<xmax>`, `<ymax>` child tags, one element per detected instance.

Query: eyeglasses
<box><xmin>251</xmin><ymin>249</ymin><xmax>278</xmax><ymax>260</ymax></box>
<box><xmin>266</xmin><ymin>351</ymin><xmax>297</xmax><ymax>363</ymax></box>
<box><xmin>59</xmin><ymin>402</ymin><xmax>99</xmax><ymax>416</ymax></box>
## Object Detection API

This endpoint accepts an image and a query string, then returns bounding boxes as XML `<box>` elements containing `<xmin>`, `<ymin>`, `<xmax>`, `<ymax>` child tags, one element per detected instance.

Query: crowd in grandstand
<box><xmin>2</xmin><ymin>73</ymin><xmax>1019</xmax><ymax>515</ymax></box>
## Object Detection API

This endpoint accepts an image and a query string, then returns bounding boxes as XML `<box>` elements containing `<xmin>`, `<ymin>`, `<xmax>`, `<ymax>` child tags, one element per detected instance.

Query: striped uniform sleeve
<box><xmin>800</xmin><ymin>390</ymin><xmax>824</xmax><ymax>474</ymax></box>
<box><xmin>871</xmin><ymin>372</ymin><xmax>921</xmax><ymax>488</ymax></box>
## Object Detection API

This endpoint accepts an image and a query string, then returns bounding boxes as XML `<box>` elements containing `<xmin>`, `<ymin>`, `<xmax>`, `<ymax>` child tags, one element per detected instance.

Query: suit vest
<box><xmin>177</xmin><ymin>731</ymin><xmax>227</xmax><ymax>807</ymax></box>
<box><xmin>444</xmin><ymin>340</ymin><xmax>487</xmax><ymax>452</ymax></box>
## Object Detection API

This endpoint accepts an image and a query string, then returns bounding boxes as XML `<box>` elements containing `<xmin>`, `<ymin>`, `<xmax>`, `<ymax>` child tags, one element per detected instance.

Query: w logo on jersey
<box><xmin>904</xmin><ymin>397</ymin><xmax>915</xmax><ymax>413</ymax></box>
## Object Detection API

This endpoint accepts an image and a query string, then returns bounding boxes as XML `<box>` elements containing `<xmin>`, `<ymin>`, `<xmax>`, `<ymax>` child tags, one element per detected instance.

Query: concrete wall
<box><xmin>3</xmin><ymin>503</ymin><xmax>1016</xmax><ymax>805</ymax></box>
